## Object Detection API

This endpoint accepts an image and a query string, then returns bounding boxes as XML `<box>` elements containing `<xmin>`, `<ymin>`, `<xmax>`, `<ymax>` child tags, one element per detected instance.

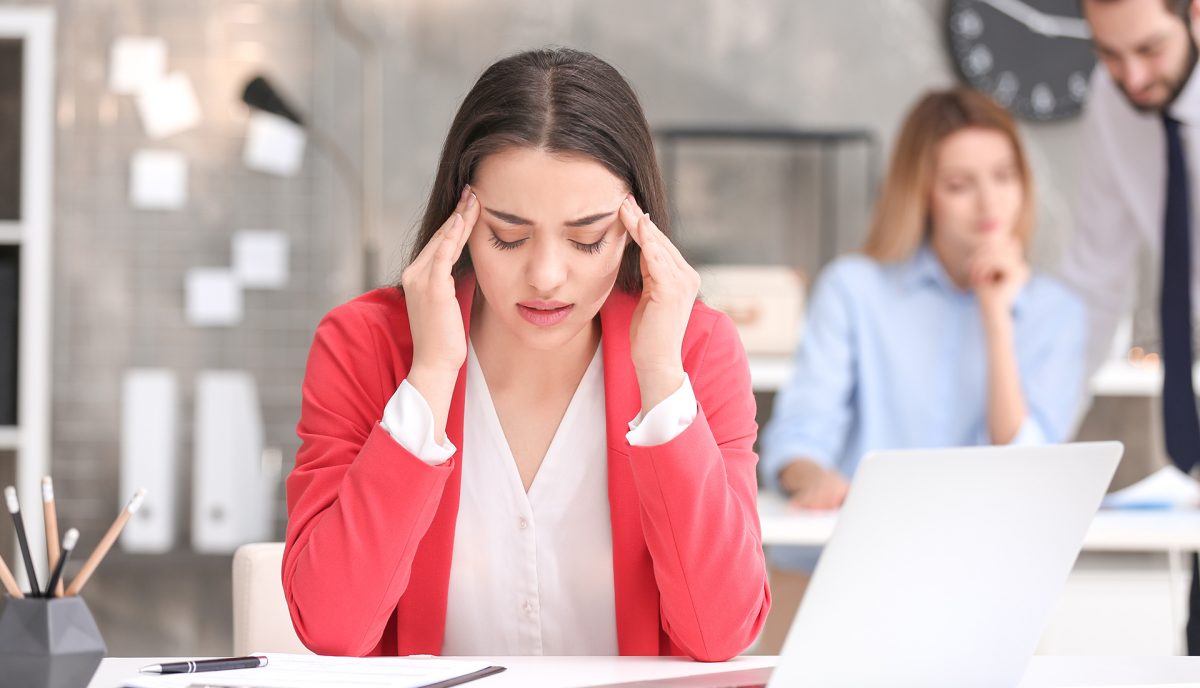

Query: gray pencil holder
<box><xmin>0</xmin><ymin>596</ymin><xmax>106</xmax><ymax>688</ymax></box>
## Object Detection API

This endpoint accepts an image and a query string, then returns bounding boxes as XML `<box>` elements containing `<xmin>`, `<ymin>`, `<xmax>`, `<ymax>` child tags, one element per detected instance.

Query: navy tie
<box><xmin>1162</xmin><ymin>114</ymin><xmax>1200</xmax><ymax>475</ymax></box>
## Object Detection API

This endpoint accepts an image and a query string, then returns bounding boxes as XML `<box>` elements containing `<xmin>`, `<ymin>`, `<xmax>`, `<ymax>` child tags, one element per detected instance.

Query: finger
<box><xmin>453</xmin><ymin>184</ymin><xmax>470</xmax><ymax>214</ymax></box>
<box><xmin>641</xmin><ymin>241</ymin><xmax>677</xmax><ymax>287</ymax></box>
<box><xmin>415</xmin><ymin>212</ymin><xmax>465</xmax><ymax>271</ymax></box>
<box><xmin>432</xmin><ymin>214</ymin><xmax>464</xmax><ymax>267</ymax></box>
<box><xmin>452</xmin><ymin>190</ymin><xmax>480</xmax><ymax>258</ymax></box>
<box><xmin>639</xmin><ymin>213</ymin><xmax>688</xmax><ymax>269</ymax></box>
<box><xmin>969</xmin><ymin>252</ymin><xmax>999</xmax><ymax>286</ymax></box>
<box><xmin>619</xmin><ymin>196</ymin><xmax>645</xmax><ymax>246</ymax></box>
<box><xmin>789</xmin><ymin>492</ymin><xmax>818</xmax><ymax>510</ymax></box>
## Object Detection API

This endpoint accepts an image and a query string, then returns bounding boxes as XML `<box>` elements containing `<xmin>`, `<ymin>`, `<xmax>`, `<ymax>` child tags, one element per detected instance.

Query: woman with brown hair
<box><xmin>283</xmin><ymin>48</ymin><xmax>769</xmax><ymax>660</ymax></box>
<box><xmin>757</xmin><ymin>87</ymin><xmax>1086</xmax><ymax>651</ymax></box>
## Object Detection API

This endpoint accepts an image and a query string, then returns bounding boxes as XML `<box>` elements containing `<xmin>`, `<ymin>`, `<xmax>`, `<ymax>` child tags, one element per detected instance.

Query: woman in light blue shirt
<box><xmin>756</xmin><ymin>88</ymin><xmax>1086</xmax><ymax>651</ymax></box>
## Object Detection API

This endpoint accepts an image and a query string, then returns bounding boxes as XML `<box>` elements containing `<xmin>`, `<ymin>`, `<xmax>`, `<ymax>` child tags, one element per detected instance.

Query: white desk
<box><xmin>757</xmin><ymin>492</ymin><xmax>1200</xmax><ymax>551</ymax></box>
<box><xmin>88</xmin><ymin>655</ymin><xmax>1200</xmax><ymax>687</ymax></box>
<box><xmin>88</xmin><ymin>656</ymin><xmax>777</xmax><ymax>688</ymax></box>
<box><xmin>749</xmin><ymin>355</ymin><xmax>1191</xmax><ymax>398</ymax></box>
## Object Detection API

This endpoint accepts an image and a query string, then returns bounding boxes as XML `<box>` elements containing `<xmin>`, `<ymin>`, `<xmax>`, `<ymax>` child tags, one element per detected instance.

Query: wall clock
<box><xmin>947</xmin><ymin>0</ymin><xmax>1098</xmax><ymax>121</ymax></box>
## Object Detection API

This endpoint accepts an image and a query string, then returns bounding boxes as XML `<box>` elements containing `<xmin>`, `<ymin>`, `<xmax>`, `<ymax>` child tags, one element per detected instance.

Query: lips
<box><xmin>517</xmin><ymin>301</ymin><xmax>573</xmax><ymax>327</ymax></box>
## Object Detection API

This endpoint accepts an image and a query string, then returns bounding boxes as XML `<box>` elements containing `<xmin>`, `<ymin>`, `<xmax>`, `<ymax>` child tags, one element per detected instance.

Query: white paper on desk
<box><xmin>1102</xmin><ymin>465</ymin><xmax>1200</xmax><ymax>509</ymax></box>
<box><xmin>120</xmin><ymin>653</ymin><xmax>497</xmax><ymax>688</ymax></box>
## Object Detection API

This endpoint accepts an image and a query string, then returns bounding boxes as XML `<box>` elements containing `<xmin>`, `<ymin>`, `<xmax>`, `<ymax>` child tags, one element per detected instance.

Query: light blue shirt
<box><xmin>761</xmin><ymin>245</ymin><xmax>1087</xmax><ymax>570</ymax></box>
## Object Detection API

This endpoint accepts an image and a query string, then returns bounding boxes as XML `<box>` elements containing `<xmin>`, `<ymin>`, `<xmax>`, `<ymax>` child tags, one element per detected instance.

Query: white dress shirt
<box><xmin>1062</xmin><ymin>65</ymin><xmax>1200</xmax><ymax>375</ymax></box>
<box><xmin>379</xmin><ymin>340</ymin><xmax>697</xmax><ymax>655</ymax></box>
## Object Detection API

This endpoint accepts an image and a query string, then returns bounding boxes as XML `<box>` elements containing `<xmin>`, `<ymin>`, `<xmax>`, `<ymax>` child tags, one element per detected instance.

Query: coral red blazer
<box><xmin>283</xmin><ymin>277</ymin><xmax>770</xmax><ymax>661</ymax></box>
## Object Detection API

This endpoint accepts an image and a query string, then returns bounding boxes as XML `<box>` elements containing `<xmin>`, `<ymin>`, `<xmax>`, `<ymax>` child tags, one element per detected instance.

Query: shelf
<box><xmin>0</xmin><ymin>221</ymin><xmax>19</xmax><ymax>245</ymax></box>
<box><xmin>748</xmin><ymin>354</ymin><xmax>794</xmax><ymax>392</ymax></box>
<box><xmin>748</xmin><ymin>355</ymin><xmax>1178</xmax><ymax>398</ymax></box>
<box><xmin>0</xmin><ymin>426</ymin><xmax>16</xmax><ymax>450</ymax></box>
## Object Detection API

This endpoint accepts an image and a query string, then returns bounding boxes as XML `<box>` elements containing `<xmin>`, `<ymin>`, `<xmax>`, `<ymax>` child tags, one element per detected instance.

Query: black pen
<box><xmin>5</xmin><ymin>486</ymin><xmax>40</xmax><ymax>598</ymax></box>
<box><xmin>140</xmin><ymin>656</ymin><xmax>267</xmax><ymax>674</ymax></box>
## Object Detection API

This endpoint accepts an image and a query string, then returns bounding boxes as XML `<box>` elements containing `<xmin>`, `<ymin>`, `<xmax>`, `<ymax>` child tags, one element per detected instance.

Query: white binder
<box><xmin>192</xmin><ymin>370</ymin><xmax>274</xmax><ymax>553</ymax></box>
<box><xmin>119</xmin><ymin>369</ymin><xmax>179</xmax><ymax>553</ymax></box>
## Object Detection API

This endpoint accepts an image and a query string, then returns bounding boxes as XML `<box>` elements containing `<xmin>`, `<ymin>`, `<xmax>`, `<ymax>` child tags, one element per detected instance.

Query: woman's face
<box><xmin>466</xmin><ymin>147</ymin><xmax>630</xmax><ymax>351</ymax></box>
<box><xmin>928</xmin><ymin>127</ymin><xmax>1025</xmax><ymax>268</ymax></box>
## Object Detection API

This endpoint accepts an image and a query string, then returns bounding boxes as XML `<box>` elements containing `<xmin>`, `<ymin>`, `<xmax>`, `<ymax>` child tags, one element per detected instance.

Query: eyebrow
<box><xmin>1135</xmin><ymin>33</ymin><xmax>1169</xmax><ymax>54</ymax></box>
<box><xmin>1096</xmin><ymin>31</ymin><xmax>1167</xmax><ymax>57</ymax></box>
<box><xmin>484</xmin><ymin>207</ymin><xmax>617</xmax><ymax>227</ymax></box>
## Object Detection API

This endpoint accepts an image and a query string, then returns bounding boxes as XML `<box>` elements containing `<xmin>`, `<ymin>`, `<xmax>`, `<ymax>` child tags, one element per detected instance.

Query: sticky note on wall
<box><xmin>136</xmin><ymin>72</ymin><xmax>202</xmax><ymax>140</ymax></box>
<box><xmin>130</xmin><ymin>150</ymin><xmax>188</xmax><ymax>210</ymax></box>
<box><xmin>232</xmin><ymin>230</ymin><xmax>289</xmax><ymax>289</ymax></box>
<box><xmin>186</xmin><ymin>268</ymin><xmax>243</xmax><ymax>327</ymax></box>
<box><xmin>109</xmin><ymin>37</ymin><xmax>167</xmax><ymax>95</ymax></box>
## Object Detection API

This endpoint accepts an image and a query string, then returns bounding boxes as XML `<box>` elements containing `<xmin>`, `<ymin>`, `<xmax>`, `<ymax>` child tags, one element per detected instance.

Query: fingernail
<box><xmin>452</xmin><ymin>212</ymin><xmax>463</xmax><ymax>228</ymax></box>
<box><xmin>466</xmin><ymin>193</ymin><xmax>477</xmax><ymax>209</ymax></box>
<box><xmin>459</xmin><ymin>185</ymin><xmax>470</xmax><ymax>202</ymax></box>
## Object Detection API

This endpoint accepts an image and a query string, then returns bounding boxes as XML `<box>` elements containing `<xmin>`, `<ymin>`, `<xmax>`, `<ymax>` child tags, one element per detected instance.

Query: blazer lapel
<box><xmin>600</xmin><ymin>290</ymin><xmax>661</xmax><ymax>655</ymax></box>
<box><xmin>393</xmin><ymin>277</ymin><xmax>476</xmax><ymax>655</ymax></box>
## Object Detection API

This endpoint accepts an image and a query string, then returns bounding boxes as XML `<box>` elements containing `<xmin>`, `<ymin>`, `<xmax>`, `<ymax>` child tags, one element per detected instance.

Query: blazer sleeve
<box><xmin>625</xmin><ymin>310</ymin><xmax>770</xmax><ymax>662</ymax></box>
<box><xmin>283</xmin><ymin>302</ymin><xmax>455</xmax><ymax>656</ymax></box>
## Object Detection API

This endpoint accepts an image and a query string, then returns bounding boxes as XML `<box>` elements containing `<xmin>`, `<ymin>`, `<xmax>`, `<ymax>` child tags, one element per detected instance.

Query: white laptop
<box><xmin>593</xmin><ymin>442</ymin><xmax>1123</xmax><ymax>688</ymax></box>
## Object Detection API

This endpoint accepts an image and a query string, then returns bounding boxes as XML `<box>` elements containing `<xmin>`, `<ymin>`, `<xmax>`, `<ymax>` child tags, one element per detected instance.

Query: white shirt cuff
<box><xmin>379</xmin><ymin>380</ymin><xmax>457</xmax><ymax>465</ymax></box>
<box><xmin>626</xmin><ymin>376</ymin><xmax>698</xmax><ymax>447</ymax></box>
<box><xmin>1005</xmin><ymin>415</ymin><xmax>1047</xmax><ymax>447</ymax></box>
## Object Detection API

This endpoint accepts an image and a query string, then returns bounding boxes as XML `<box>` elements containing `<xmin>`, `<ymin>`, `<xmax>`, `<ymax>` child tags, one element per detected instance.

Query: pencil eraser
<box><xmin>127</xmin><ymin>488</ymin><xmax>147</xmax><ymax>514</ymax></box>
<box><xmin>42</xmin><ymin>477</ymin><xmax>54</xmax><ymax>502</ymax></box>
<box><xmin>3</xmin><ymin>486</ymin><xmax>16</xmax><ymax>513</ymax></box>
<box><xmin>63</xmin><ymin>528</ymin><xmax>79</xmax><ymax>549</ymax></box>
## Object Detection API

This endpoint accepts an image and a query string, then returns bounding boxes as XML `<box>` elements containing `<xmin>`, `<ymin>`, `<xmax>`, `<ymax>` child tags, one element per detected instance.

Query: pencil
<box><xmin>66</xmin><ymin>488</ymin><xmax>146</xmax><ymax>597</ymax></box>
<box><xmin>43</xmin><ymin>528</ymin><xmax>77</xmax><ymax>598</ymax></box>
<box><xmin>0</xmin><ymin>550</ymin><xmax>23</xmax><ymax>598</ymax></box>
<box><xmin>5</xmin><ymin>486</ymin><xmax>41</xmax><ymax>598</ymax></box>
<box><xmin>42</xmin><ymin>477</ymin><xmax>63</xmax><ymax>597</ymax></box>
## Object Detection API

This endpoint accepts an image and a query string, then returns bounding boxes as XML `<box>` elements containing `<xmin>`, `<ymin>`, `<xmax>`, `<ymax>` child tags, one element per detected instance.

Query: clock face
<box><xmin>947</xmin><ymin>0</ymin><xmax>1098</xmax><ymax>121</ymax></box>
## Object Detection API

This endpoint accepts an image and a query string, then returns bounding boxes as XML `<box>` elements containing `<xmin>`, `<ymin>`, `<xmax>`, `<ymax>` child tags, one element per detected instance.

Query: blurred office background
<box><xmin>0</xmin><ymin>0</ymin><xmax>1172</xmax><ymax>657</ymax></box>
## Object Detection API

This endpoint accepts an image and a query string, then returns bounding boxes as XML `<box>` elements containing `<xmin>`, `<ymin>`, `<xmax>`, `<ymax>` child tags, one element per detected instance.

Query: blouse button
<box><xmin>518</xmin><ymin>517</ymin><xmax>529</xmax><ymax>530</ymax></box>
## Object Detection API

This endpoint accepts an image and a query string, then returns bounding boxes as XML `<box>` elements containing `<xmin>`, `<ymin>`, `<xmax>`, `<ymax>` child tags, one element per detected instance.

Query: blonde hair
<box><xmin>861</xmin><ymin>87</ymin><xmax>1035</xmax><ymax>262</ymax></box>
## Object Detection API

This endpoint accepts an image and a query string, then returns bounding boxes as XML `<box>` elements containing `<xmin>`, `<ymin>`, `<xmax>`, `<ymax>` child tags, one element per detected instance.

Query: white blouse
<box><xmin>380</xmin><ymin>340</ymin><xmax>696</xmax><ymax>655</ymax></box>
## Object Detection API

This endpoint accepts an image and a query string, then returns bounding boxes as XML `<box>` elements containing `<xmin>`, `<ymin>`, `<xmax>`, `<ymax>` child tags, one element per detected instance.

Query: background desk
<box><xmin>759</xmin><ymin>493</ymin><xmax>1200</xmax><ymax>655</ymax></box>
<box><xmin>748</xmin><ymin>356</ymin><xmax>1189</xmax><ymax>397</ymax></box>
<box><xmin>89</xmin><ymin>656</ymin><xmax>1200</xmax><ymax>687</ymax></box>
<box><xmin>758</xmin><ymin>493</ymin><xmax>1200</xmax><ymax>551</ymax></box>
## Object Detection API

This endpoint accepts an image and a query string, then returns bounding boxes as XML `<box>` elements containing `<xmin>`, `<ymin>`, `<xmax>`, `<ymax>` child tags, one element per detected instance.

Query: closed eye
<box><xmin>488</xmin><ymin>230</ymin><xmax>608</xmax><ymax>255</ymax></box>
<box><xmin>572</xmin><ymin>237</ymin><xmax>608</xmax><ymax>255</ymax></box>
<box><xmin>488</xmin><ymin>232</ymin><xmax>527</xmax><ymax>251</ymax></box>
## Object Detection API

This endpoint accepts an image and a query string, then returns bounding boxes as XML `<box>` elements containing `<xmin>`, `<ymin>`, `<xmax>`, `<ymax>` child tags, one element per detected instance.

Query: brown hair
<box><xmin>861</xmin><ymin>87</ymin><xmax>1035</xmax><ymax>262</ymax></box>
<box><xmin>404</xmin><ymin>47</ymin><xmax>669</xmax><ymax>293</ymax></box>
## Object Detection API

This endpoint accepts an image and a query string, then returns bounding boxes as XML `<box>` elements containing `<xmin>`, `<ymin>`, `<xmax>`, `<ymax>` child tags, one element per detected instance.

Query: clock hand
<box><xmin>978</xmin><ymin>0</ymin><xmax>1093</xmax><ymax>40</ymax></box>
<box><xmin>978</xmin><ymin>0</ymin><xmax>1048</xmax><ymax>33</ymax></box>
<box><xmin>1039</xmin><ymin>15</ymin><xmax>1092</xmax><ymax>40</ymax></box>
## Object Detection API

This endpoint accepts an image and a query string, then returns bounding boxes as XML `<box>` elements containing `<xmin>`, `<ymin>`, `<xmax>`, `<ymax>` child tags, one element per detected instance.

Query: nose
<box><xmin>978</xmin><ymin>182</ymin><xmax>999</xmax><ymax>217</ymax></box>
<box><xmin>1122</xmin><ymin>57</ymin><xmax>1152</xmax><ymax>94</ymax></box>
<box><xmin>525</xmin><ymin>238</ymin><xmax>568</xmax><ymax>294</ymax></box>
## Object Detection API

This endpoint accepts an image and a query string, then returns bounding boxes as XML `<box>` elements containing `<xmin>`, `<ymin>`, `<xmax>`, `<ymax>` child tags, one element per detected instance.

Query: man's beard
<box><xmin>1122</xmin><ymin>26</ymin><xmax>1200</xmax><ymax>113</ymax></box>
